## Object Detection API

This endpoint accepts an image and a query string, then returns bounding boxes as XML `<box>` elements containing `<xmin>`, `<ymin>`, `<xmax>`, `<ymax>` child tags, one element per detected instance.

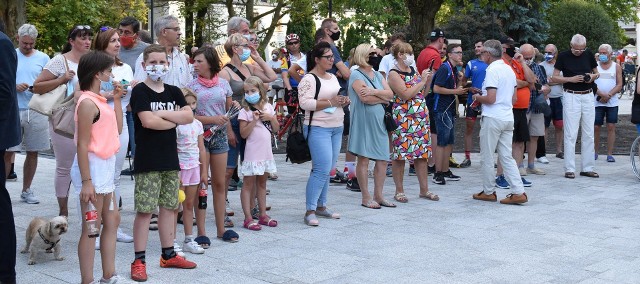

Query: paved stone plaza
<box><xmin>9</xmin><ymin>147</ymin><xmax>640</xmax><ymax>283</ymax></box>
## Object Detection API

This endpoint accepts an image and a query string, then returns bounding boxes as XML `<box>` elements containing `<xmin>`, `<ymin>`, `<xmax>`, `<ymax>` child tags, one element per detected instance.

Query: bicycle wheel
<box><xmin>628</xmin><ymin>80</ymin><xmax>636</xmax><ymax>98</ymax></box>
<box><xmin>631</xmin><ymin>136</ymin><xmax>640</xmax><ymax>180</ymax></box>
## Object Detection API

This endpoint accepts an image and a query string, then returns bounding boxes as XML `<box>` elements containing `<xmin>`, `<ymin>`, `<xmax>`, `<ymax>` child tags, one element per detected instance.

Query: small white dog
<box><xmin>21</xmin><ymin>216</ymin><xmax>68</xmax><ymax>265</ymax></box>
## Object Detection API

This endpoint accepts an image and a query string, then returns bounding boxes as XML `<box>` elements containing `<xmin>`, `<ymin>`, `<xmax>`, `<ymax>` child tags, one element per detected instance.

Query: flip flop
<box><xmin>377</xmin><ymin>199</ymin><xmax>397</xmax><ymax>208</ymax></box>
<box><xmin>217</xmin><ymin>230</ymin><xmax>239</xmax><ymax>243</ymax></box>
<box><xmin>394</xmin><ymin>192</ymin><xmax>408</xmax><ymax>203</ymax></box>
<box><xmin>194</xmin><ymin>235</ymin><xmax>211</xmax><ymax>249</ymax></box>
<box><xmin>361</xmin><ymin>200</ymin><xmax>381</xmax><ymax>209</ymax></box>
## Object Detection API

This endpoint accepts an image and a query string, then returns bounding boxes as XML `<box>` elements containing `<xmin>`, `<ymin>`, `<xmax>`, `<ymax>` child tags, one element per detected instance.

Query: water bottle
<box><xmin>85</xmin><ymin>202</ymin><xmax>100</xmax><ymax>238</ymax></box>
<box><xmin>198</xmin><ymin>183</ymin><xmax>208</xmax><ymax>209</ymax></box>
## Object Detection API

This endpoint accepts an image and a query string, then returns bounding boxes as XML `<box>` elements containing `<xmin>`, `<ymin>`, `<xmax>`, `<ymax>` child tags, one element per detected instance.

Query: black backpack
<box><xmin>286</xmin><ymin>74</ymin><xmax>320</xmax><ymax>163</ymax></box>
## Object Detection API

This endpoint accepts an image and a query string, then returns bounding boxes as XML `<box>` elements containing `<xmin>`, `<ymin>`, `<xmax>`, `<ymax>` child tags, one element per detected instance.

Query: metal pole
<box><xmin>150</xmin><ymin>0</ymin><xmax>154</xmax><ymax>43</ymax></box>
<box><xmin>329</xmin><ymin>0</ymin><xmax>332</xmax><ymax>18</ymax></box>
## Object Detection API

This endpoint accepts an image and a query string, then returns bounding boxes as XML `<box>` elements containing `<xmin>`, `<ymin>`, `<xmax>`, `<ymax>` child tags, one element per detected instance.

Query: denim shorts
<box><xmin>226</xmin><ymin>117</ymin><xmax>245</xmax><ymax>168</ymax></box>
<box><xmin>434</xmin><ymin>111</ymin><xmax>454</xmax><ymax>146</ymax></box>
<box><xmin>204</xmin><ymin>129</ymin><xmax>229</xmax><ymax>154</ymax></box>
<box><xmin>549</xmin><ymin>97</ymin><xmax>563</xmax><ymax>121</ymax></box>
<box><xmin>594</xmin><ymin>106</ymin><xmax>618</xmax><ymax>125</ymax></box>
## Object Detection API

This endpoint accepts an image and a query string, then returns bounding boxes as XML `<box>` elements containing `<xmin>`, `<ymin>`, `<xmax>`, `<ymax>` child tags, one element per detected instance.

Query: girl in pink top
<box><xmin>70</xmin><ymin>51</ymin><xmax>124</xmax><ymax>284</ymax></box>
<box><xmin>238</xmin><ymin>76</ymin><xmax>280</xmax><ymax>231</ymax></box>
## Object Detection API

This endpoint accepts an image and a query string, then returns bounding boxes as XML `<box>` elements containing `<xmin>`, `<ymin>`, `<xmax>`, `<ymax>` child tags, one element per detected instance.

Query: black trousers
<box><xmin>0</xmin><ymin>150</ymin><xmax>16</xmax><ymax>284</ymax></box>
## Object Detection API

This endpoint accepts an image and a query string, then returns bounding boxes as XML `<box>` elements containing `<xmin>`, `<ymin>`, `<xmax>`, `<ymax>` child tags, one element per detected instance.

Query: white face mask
<box><xmin>403</xmin><ymin>55</ymin><xmax>415</xmax><ymax>67</ymax></box>
<box><xmin>145</xmin><ymin>64</ymin><xmax>169</xmax><ymax>82</ymax></box>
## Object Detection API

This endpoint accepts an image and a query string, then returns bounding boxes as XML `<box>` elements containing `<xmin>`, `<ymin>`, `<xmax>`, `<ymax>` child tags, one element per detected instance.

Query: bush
<box><xmin>547</xmin><ymin>0</ymin><xmax>623</xmax><ymax>52</ymax></box>
<box><xmin>285</xmin><ymin>0</ymin><xmax>315</xmax><ymax>53</ymax></box>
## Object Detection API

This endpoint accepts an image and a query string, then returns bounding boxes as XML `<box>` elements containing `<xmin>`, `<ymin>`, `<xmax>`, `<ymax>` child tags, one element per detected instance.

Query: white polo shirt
<box><xmin>481</xmin><ymin>59</ymin><xmax>517</xmax><ymax>122</ymax></box>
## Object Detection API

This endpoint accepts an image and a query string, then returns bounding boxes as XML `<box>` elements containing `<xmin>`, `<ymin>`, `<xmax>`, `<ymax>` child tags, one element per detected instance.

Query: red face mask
<box><xmin>120</xmin><ymin>35</ymin><xmax>135</xmax><ymax>48</ymax></box>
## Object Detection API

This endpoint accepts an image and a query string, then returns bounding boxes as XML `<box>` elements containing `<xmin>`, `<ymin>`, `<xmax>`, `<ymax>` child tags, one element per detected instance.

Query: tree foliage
<box><xmin>26</xmin><ymin>0</ymin><xmax>147</xmax><ymax>56</ymax></box>
<box><xmin>547</xmin><ymin>0</ymin><xmax>623</xmax><ymax>51</ymax></box>
<box><xmin>442</xmin><ymin>7</ymin><xmax>505</xmax><ymax>62</ymax></box>
<box><xmin>285</xmin><ymin>0</ymin><xmax>315</xmax><ymax>53</ymax></box>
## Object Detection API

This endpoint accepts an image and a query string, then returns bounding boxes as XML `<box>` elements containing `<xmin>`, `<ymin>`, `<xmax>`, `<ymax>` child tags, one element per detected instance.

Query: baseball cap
<box><xmin>500</xmin><ymin>36</ymin><xmax>516</xmax><ymax>46</ymax></box>
<box><xmin>430</xmin><ymin>28</ymin><xmax>445</xmax><ymax>40</ymax></box>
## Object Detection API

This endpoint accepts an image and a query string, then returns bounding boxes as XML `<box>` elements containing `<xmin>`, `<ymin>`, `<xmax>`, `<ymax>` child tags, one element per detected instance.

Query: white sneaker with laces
<box><xmin>116</xmin><ymin>228</ymin><xmax>134</xmax><ymax>243</ymax></box>
<box><xmin>100</xmin><ymin>273</ymin><xmax>130</xmax><ymax>284</ymax></box>
<box><xmin>20</xmin><ymin>189</ymin><xmax>39</xmax><ymax>204</ymax></box>
<box><xmin>173</xmin><ymin>240</ymin><xmax>186</xmax><ymax>257</ymax></box>
<box><xmin>536</xmin><ymin>156</ymin><xmax>550</xmax><ymax>164</ymax></box>
<box><xmin>182</xmin><ymin>240</ymin><xmax>205</xmax><ymax>254</ymax></box>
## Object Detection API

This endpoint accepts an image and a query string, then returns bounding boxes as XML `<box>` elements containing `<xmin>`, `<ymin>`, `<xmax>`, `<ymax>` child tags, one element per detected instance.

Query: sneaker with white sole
<box><xmin>20</xmin><ymin>189</ymin><xmax>39</xmax><ymax>204</ymax></box>
<box><xmin>100</xmin><ymin>273</ymin><xmax>127</xmax><ymax>284</ymax></box>
<box><xmin>182</xmin><ymin>240</ymin><xmax>205</xmax><ymax>254</ymax></box>
<box><xmin>536</xmin><ymin>156</ymin><xmax>550</xmax><ymax>164</ymax></box>
<box><xmin>117</xmin><ymin>228</ymin><xmax>134</xmax><ymax>243</ymax></box>
<box><xmin>173</xmin><ymin>240</ymin><xmax>186</xmax><ymax>257</ymax></box>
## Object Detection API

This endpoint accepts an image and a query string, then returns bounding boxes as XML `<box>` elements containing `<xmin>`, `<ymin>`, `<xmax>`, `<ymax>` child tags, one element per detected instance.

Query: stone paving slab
<box><xmin>8</xmin><ymin>151</ymin><xmax>640</xmax><ymax>283</ymax></box>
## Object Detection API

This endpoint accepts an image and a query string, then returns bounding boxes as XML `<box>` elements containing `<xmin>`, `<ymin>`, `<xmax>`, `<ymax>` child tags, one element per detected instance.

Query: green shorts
<box><xmin>134</xmin><ymin>170</ymin><xmax>180</xmax><ymax>213</ymax></box>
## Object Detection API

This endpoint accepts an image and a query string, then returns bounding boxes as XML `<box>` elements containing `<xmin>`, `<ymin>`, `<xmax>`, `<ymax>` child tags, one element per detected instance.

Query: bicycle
<box><xmin>631</xmin><ymin>134</ymin><xmax>640</xmax><ymax>180</ymax></box>
<box><xmin>621</xmin><ymin>72</ymin><xmax>635</xmax><ymax>99</ymax></box>
<box><xmin>274</xmin><ymin>89</ymin><xmax>301</xmax><ymax>141</ymax></box>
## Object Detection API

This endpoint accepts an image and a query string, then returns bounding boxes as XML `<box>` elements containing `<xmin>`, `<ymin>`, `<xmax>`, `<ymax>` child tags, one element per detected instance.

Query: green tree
<box><xmin>547</xmin><ymin>0</ymin><xmax>623</xmax><ymax>52</ymax></box>
<box><xmin>285</xmin><ymin>0</ymin><xmax>315</xmax><ymax>53</ymax></box>
<box><xmin>442</xmin><ymin>7</ymin><xmax>504</xmax><ymax>62</ymax></box>
<box><xmin>26</xmin><ymin>0</ymin><xmax>147</xmax><ymax>56</ymax></box>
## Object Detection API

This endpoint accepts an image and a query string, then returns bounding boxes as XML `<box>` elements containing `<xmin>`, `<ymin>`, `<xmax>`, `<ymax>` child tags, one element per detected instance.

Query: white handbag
<box><xmin>28</xmin><ymin>55</ymin><xmax>70</xmax><ymax>117</ymax></box>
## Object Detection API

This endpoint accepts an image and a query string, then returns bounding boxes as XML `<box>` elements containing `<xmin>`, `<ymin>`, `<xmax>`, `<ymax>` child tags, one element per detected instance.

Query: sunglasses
<box><xmin>70</xmin><ymin>25</ymin><xmax>91</xmax><ymax>37</ymax></box>
<box><xmin>100</xmin><ymin>26</ymin><xmax>111</xmax><ymax>32</ymax></box>
<box><xmin>287</xmin><ymin>41</ymin><xmax>300</xmax><ymax>45</ymax></box>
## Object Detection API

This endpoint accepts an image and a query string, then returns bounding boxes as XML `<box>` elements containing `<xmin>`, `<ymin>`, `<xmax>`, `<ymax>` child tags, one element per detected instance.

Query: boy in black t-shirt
<box><xmin>551</xmin><ymin>34</ymin><xmax>600</xmax><ymax>179</ymax></box>
<box><xmin>129</xmin><ymin>45</ymin><xmax>196</xmax><ymax>282</ymax></box>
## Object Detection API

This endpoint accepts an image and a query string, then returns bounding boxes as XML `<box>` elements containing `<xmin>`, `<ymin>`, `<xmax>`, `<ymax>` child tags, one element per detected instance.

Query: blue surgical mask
<box><xmin>544</xmin><ymin>54</ymin><xmax>554</xmax><ymax>62</ymax></box>
<box><xmin>240</xmin><ymin>48</ymin><xmax>251</xmax><ymax>61</ymax></box>
<box><xmin>598</xmin><ymin>54</ymin><xmax>608</xmax><ymax>62</ymax></box>
<box><xmin>100</xmin><ymin>79</ymin><xmax>114</xmax><ymax>92</ymax></box>
<box><xmin>244</xmin><ymin>92</ymin><xmax>260</xmax><ymax>104</ymax></box>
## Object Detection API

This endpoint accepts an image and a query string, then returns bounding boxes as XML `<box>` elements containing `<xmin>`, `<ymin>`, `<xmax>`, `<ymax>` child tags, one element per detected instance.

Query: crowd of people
<box><xmin>1</xmin><ymin>12</ymin><xmax>640</xmax><ymax>284</ymax></box>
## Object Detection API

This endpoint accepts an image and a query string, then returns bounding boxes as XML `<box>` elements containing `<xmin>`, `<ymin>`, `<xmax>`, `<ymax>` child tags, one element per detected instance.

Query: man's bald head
<box><xmin>520</xmin><ymin>44</ymin><xmax>535</xmax><ymax>58</ymax></box>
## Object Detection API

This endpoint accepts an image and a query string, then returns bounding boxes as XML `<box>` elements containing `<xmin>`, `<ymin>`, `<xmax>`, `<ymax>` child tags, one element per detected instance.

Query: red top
<box><xmin>417</xmin><ymin>45</ymin><xmax>442</xmax><ymax>73</ymax></box>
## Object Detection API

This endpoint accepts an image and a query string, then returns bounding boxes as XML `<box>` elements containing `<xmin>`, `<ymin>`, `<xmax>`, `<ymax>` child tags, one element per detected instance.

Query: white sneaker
<box><xmin>536</xmin><ymin>156</ymin><xmax>550</xmax><ymax>164</ymax></box>
<box><xmin>20</xmin><ymin>189</ymin><xmax>39</xmax><ymax>204</ymax></box>
<box><xmin>100</xmin><ymin>273</ymin><xmax>130</xmax><ymax>284</ymax></box>
<box><xmin>182</xmin><ymin>240</ymin><xmax>205</xmax><ymax>254</ymax></box>
<box><xmin>173</xmin><ymin>240</ymin><xmax>186</xmax><ymax>257</ymax></box>
<box><xmin>116</xmin><ymin>228</ymin><xmax>134</xmax><ymax>243</ymax></box>
<box><xmin>95</xmin><ymin>237</ymin><xmax>100</xmax><ymax>250</ymax></box>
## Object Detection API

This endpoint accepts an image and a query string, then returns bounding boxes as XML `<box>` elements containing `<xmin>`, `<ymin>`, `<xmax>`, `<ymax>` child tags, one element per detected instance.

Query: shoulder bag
<box><xmin>286</xmin><ymin>73</ymin><xmax>321</xmax><ymax>164</ymax></box>
<box><xmin>29</xmin><ymin>55</ymin><xmax>70</xmax><ymax>117</ymax></box>
<box><xmin>51</xmin><ymin>94</ymin><xmax>76</xmax><ymax>139</ymax></box>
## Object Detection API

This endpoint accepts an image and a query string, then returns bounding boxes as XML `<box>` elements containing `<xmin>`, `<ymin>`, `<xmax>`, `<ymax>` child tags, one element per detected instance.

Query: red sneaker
<box><xmin>160</xmin><ymin>255</ymin><xmax>197</xmax><ymax>269</ymax></box>
<box><xmin>130</xmin><ymin>259</ymin><xmax>147</xmax><ymax>282</ymax></box>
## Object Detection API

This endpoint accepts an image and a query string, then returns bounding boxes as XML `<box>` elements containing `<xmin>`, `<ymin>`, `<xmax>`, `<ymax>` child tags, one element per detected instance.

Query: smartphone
<box><xmin>428</xmin><ymin>59</ymin><xmax>435</xmax><ymax>71</ymax></box>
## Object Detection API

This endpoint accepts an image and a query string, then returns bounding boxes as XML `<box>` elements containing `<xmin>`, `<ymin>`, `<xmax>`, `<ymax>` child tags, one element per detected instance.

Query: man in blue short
<box><xmin>460</xmin><ymin>40</ymin><xmax>487</xmax><ymax>168</ymax></box>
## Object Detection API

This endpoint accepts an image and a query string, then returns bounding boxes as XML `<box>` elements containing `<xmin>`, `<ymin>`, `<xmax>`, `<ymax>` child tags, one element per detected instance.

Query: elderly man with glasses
<box><xmin>550</xmin><ymin>34</ymin><xmax>600</xmax><ymax>179</ymax></box>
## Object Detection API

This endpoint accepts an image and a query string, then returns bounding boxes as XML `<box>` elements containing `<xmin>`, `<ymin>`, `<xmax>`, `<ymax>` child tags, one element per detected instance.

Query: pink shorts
<box><xmin>179</xmin><ymin>167</ymin><xmax>201</xmax><ymax>186</ymax></box>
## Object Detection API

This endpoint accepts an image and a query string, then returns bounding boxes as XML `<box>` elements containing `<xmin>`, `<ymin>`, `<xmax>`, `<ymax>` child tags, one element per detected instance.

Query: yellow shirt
<box><xmin>215</xmin><ymin>44</ymin><xmax>255</xmax><ymax>67</ymax></box>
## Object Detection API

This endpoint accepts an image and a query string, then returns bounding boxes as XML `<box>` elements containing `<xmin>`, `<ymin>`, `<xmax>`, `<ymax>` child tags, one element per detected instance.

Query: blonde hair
<box><xmin>391</xmin><ymin>42</ymin><xmax>413</xmax><ymax>59</ymax></box>
<box><xmin>181</xmin><ymin>88</ymin><xmax>197</xmax><ymax>101</ymax></box>
<box><xmin>352</xmin><ymin>44</ymin><xmax>373</xmax><ymax>68</ymax></box>
<box><xmin>242</xmin><ymin>76</ymin><xmax>268</xmax><ymax>108</ymax></box>
<box><xmin>224</xmin><ymin>33</ymin><xmax>248</xmax><ymax>57</ymax></box>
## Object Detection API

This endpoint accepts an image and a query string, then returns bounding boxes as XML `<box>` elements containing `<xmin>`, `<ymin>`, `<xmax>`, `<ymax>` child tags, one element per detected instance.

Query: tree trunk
<box><xmin>184</xmin><ymin>0</ymin><xmax>195</xmax><ymax>55</ymax></box>
<box><xmin>258</xmin><ymin>0</ymin><xmax>287</xmax><ymax>52</ymax></box>
<box><xmin>194</xmin><ymin>5</ymin><xmax>207</xmax><ymax>48</ymax></box>
<box><xmin>404</xmin><ymin>0</ymin><xmax>445</xmax><ymax>50</ymax></box>
<box><xmin>0</xmin><ymin>0</ymin><xmax>25</xmax><ymax>38</ymax></box>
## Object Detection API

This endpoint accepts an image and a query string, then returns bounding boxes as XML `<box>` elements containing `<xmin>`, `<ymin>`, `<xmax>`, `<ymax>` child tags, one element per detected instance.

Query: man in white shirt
<box><xmin>379</xmin><ymin>33</ymin><xmax>415</xmax><ymax>79</ymax></box>
<box><xmin>133</xmin><ymin>15</ymin><xmax>191</xmax><ymax>88</ymax></box>
<box><xmin>471</xmin><ymin>39</ymin><xmax>528</xmax><ymax>204</ymax></box>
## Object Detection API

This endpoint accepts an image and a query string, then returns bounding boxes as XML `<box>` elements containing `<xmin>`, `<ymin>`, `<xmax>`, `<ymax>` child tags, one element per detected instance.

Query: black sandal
<box><xmin>579</xmin><ymin>171</ymin><xmax>599</xmax><ymax>178</ymax></box>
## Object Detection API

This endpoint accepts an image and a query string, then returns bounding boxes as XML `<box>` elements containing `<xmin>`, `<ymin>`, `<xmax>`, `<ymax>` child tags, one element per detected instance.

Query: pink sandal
<box><xmin>243</xmin><ymin>219</ymin><xmax>262</xmax><ymax>231</ymax></box>
<box><xmin>258</xmin><ymin>215</ymin><xmax>278</xmax><ymax>227</ymax></box>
